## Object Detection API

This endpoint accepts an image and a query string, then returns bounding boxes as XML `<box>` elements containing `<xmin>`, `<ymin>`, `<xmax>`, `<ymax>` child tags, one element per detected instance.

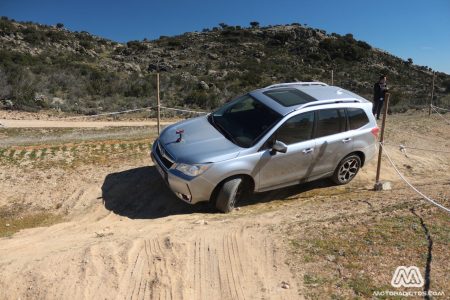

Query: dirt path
<box><xmin>0</xmin><ymin>177</ymin><xmax>300</xmax><ymax>300</ymax></box>
<box><xmin>0</xmin><ymin>118</ymin><xmax>174</xmax><ymax>128</ymax></box>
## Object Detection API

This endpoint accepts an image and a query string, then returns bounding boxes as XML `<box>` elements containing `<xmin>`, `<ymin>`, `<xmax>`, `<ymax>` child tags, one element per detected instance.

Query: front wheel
<box><xmin>331</xmin><ymin>155</ymin><xmax>361</xmax><ymax>185</ymax></box>
<box><xmin>215</xmin><ymin>177</ymin><xmax>243</xmax><ymax>213</ymax></box>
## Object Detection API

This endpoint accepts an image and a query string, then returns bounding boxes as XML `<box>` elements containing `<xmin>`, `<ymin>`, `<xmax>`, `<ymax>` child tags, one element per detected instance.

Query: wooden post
<box><xmin>331</xmin><ymin>69</ymin><xmax>334</xmax><ymax>85</ymax></box>
<box><xmin>428</xmin><ymin>72</ymin><xmax>435</xmax><ymax>116</ymax></box>
<box><xmin>375</xmin><ymin>93</ymin><xmax>390</xmax><ymax>186</ymax></box>
<box><xmin>157</xmin><ymin>72</ymin><xmax>161</xmax><ymax>135</ymax></box>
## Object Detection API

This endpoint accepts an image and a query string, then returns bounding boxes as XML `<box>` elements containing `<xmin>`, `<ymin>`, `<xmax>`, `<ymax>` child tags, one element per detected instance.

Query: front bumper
<box><xmin>151</xmin><ymin>142</ymin><xmax>215</xmax><ymax>204</ymax></box>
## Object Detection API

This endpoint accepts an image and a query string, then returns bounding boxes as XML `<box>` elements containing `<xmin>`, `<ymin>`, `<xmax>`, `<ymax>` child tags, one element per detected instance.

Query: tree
<box><xmin>219</xmin><ymin>23</ymin><xmax>228</xmax><ymax>29</ymax></box>
<box><xmin>250</xmin><ymin>21</ymin><xmax>260</xmax><ymax>28</ymax></box>
<box><xmin>407</xmin><ymin>58</ymin><xmax>413</xmax><ymax>65</ymax></box>
<box><xmin>56</xmin><ymin>23</ymin><xmax>64</xmax><ymax>29</ymax></box>
<box><xmin>443</xmin><ymin>80</ymin><xmax>450</xmax><ymax>93</ymax></box>
<box><xmin>344</xmin><ymin>33</ymin><xmax>354</xmax><ymax>40</ymax></box>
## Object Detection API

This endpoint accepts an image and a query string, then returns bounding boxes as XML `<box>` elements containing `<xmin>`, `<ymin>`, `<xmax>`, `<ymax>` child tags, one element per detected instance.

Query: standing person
<box><xmin>373</xmin><ymin>75</ymin><xmax>388</xmax><ymax>120</ymax></box>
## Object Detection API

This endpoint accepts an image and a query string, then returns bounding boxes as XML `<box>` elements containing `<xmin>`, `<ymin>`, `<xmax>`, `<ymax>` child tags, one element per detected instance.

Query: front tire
<box><xmin>215</xmin><ymin>177</ymin><xmax>243</xmax><ymax>213</ymax></box>
<box><xmin>331</xmin><ymin>154</ymin><xmax>361</xmax><ymax>185</ymax></box>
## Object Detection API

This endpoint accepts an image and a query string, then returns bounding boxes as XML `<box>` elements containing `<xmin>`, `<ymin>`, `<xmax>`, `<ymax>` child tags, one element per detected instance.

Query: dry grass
<box><xmin>0</xmin><ymin>205</ymin><xmax>62</xmax><ymax>238</ymax></box>
<box><xmin>285</xmin><ymin>192</ymin><xmax>450</xmax><ymax>299</ymax></box>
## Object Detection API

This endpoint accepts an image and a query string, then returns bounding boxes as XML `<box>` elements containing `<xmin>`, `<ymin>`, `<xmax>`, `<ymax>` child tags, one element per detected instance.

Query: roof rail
<box><xmin>266</xmin><ymin>81</ymin><xmax>329</xmax><ymax>89</ymax></box>
<box><xmin>296</xmin><ymin>98</ymin><xmax>361</xmax><ymax>110</ymax></box>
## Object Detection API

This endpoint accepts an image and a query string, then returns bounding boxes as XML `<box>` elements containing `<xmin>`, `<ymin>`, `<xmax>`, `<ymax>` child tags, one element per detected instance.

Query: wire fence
<box><xmin>377</xmin><ymin>100</ymin><xmax>450</xmax><ymax>214</ymax></box>
<box><xmin>382</xmin><ymin>142</ymin><xmax>450</xmax><ymax>154</ymax></box>
<box><xmin>62</xmin><ymin>106</ymin><xmax>157</xmax><ymax>119</ymax></box>
<box><xmin>431</xmin><ymin>105</ymin><xmax>450</xmax><ymax>125</ymax></box>
<box><xmin>49</xmin><ymin>105</ymin><xmax>208</xmax><ymax>121</ymax></box>
<box><xmin>432</xmin><ymin>105</ymin><xmax>450</xmax><ymax>112</ymax></box>
<box><xmin>379</xmin><ymin>143</ymin><xmax>450</xmax><ymax>214</ymax></box>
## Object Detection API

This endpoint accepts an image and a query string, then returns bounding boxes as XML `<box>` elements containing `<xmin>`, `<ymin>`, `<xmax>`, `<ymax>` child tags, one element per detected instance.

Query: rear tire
<box><xmin>215</xmin><ymin>177</ymin><xmax>243</xmax><ymax>213</ymax></box>
<box><xmin>331</xmin><ymin>154</ymin><xmax>361</xmax><ymax>185</ymax></box>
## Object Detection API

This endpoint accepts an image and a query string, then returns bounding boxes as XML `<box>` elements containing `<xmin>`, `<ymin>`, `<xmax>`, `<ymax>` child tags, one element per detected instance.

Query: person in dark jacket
<box><xmin>373</xmin><ymin>75</ymin><xmax>388</xmax><ymax>120</ymax></box>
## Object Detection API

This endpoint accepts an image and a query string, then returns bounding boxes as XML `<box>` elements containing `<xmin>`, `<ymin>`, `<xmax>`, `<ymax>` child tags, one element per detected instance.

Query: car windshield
<box><xmin>209</xmin><ymin>94</ymin><xmax>282</xmax><ymax>148</ymax></box>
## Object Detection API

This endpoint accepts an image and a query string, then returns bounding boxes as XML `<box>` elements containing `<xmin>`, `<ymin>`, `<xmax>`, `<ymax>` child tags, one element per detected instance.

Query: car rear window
<box><xmin>347</xmin><ymin>108</ymin><xmax>369</xmax><ymax>130</ymax></box>
<box><xmin>263</xmin><ymin>88</ymin><xmax>317</xmax><ymax>107</ymax></box>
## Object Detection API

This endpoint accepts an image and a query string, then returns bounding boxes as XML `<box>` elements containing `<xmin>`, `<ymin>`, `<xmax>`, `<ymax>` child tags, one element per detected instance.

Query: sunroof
<box><xmin>263</xmin><ymin>88</ymin><xmax>317</xmax><ymax>107</ymax></box>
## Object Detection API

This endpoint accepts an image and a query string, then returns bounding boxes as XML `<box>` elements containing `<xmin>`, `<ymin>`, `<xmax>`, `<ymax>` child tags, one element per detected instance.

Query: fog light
<box><xmin>176</xmin><ymin>193</ymin><xmax>192</xmax><ymax>202</ymax></box>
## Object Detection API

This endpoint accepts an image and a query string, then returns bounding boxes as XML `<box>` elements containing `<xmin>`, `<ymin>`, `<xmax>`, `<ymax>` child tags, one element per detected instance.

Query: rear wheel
<box><xmin>331</xmin><ymin>155</ymin><xmax>361</xmax><ymax>185</ymax></box>
<box><xmin>215</xmin><ymin>177</ymin><xmax>243</xmax><ymax>213</ymax></box>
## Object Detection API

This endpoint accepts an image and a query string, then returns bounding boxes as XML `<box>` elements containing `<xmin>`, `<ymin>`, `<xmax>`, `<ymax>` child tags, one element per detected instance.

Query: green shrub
<box><xmin>21</xmin><ymin>27</ymin><xmax>46</xmax><ymax>45</ymax></box>
<box><xmin>0</xmin><ymin>18</ymin><xmax>15</xmax><ymax>32</ymax></box>
<box><xmin>79</xmin><ymin>40</ymin><xmax>94</xmax><ymax>49</ymax></box>
<box><xmin>185</xmin><ymin>90</ymin><xmax>220</xmax><ymax>109</ymax></box>
<box><xmin>126</xmin><ymin>40</ymin><xmax>146</xmax><ymax>51</ymax></box>
<box><xmin>46</xmin><ymin>30</ymin><xmax>67</xmax><ymax>42</ymax></box>
<box><xmin>319</xmin><ymin>37</ymin><xmax>367</xmax><ymax>61</ymax></box>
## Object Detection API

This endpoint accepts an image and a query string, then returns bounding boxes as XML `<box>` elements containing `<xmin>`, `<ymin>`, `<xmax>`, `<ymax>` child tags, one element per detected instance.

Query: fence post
<box><xmin>157</xmin><ymin>72</ymin><xmax>161</xmax><ymax>135</ymax></box>
<box><xmin>331</xmin><ymin>69</ymin><xmax>334</xmax><ymax>85</ymax></box>
<box><xmin>375</xmin><ymin>93</ymin><xmax>390</xmax><ymax>189</ymax></box>
<box><xmin>428</xmin><ymin>71</ymin><xmax>435</xmax><ymax>116</ymax></box>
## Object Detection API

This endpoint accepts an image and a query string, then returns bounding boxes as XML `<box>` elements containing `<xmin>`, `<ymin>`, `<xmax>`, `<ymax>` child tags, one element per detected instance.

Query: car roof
<box><xmin>249</xmin><ymin>82</ymin><xmax>370</xmax><ymax>116</ymax></box>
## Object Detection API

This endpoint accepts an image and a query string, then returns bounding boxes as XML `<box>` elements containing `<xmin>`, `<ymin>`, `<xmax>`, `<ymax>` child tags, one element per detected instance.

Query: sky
<box><xmin>1</xmin><ymin>0</ymin><xmax>450</xmax><ymax>74</ymax></box>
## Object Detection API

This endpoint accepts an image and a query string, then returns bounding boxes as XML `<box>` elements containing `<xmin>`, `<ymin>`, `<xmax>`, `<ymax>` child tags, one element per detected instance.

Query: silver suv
<box><xmin>151</xmin><ymin>82</ymin><xmax>379</xmax><ymax>212</ymax></box>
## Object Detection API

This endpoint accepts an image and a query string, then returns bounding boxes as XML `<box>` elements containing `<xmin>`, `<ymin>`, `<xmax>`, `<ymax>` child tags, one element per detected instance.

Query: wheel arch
<box><xmin>351</xmin><ymin>151</ymin><xmax>366</xmax><ymax>167</ymax></box>
<box><xmin>209</xmin><ymin>174</ymin><xmax>255</xmax><ymax>203</ymax></box>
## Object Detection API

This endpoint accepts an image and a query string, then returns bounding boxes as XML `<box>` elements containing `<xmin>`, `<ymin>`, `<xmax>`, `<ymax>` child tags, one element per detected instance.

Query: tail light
<box><xmin>371</xmin><ymin>127</ymin><xmax>379</xmax><ymax>139</ymax></box>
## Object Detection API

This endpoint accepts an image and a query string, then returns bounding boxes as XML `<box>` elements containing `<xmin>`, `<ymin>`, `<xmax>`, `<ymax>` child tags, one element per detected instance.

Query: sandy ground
<box><xmin>0</xmin><ymin>110</ymin><xmax>449</xmax><ymax>299</ymax></box>
<box><xmin>0</xmin><ymin>159</ymin><xmax>300</xmax><ymax>299</ymax></box>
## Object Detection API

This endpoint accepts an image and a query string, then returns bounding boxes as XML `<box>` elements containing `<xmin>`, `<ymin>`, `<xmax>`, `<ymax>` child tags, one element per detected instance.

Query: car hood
<box><xmin>158</xmin><ymin>115</ymin><xmax>241</xmax><ymax>164</ymax></box>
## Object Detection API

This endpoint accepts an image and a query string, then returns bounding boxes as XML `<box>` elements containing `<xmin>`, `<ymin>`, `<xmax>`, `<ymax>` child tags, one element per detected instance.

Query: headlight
<box><xmin>175</xmin><ymin>163</ymin><xmax>211</xmax><ymax>177</ymax></box>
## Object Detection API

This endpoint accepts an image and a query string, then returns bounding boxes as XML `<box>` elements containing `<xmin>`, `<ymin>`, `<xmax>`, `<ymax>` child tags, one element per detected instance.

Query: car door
<box><xmin>257</xmin><ymin>111</ymin><xmax>316</xmax><ymax>191</ymax></box>
<box><xmin>309</xmin><ymin>108</ymin><xmax>354</xmax><ymax>177</ymax></box>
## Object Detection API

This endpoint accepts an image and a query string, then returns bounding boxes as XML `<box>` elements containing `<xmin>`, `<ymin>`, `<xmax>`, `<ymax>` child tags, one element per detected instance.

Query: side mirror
<box><xmin>271</xmin><ymin>140</ymin><xmax>287</xmax><ymax>154</ymax></box>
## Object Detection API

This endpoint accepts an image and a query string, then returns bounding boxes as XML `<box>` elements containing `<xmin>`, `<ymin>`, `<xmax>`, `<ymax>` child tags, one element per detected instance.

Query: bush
<box><xmin>0</xmin><ymin>18</ymin><xmax>14</xmax><ymax>32</ymax></box>
<box><xmin>46</xmin><ymin>30</ymin><xmax>67</xmax><ymax>42</ymax></box>
<box><xmin>250</xmin><ymin>21</ymin><xmax>260</xmax><ymax>28</ymax></box>
<box><xmin>22</xmin><ymin>27</ymin><xmax>46</xmax><ymax>45</ymax></box>
<box><xmin>356</xmin><ymin>40</ymin><xmax>371</xmax><ymax>50</ymax></box>
<box><xmin>185</xmin><ymin>90</ymin><xmax>220</xmax><ymax>109</ymax></box>
<box><xmin>79</xmin><ymin>40</ymin><xmax>94</xmax><ymax>49</ymax></box>
<box><xmin>442</xmin><ymin>80</ymin><xmax>450</xmax><ymax>93</ymax></box>
<box><xmin>126</xmin><ymin>40</ymin><xmax>146</xmax><ymax>51</ymax></box>
<box><xmin>319</xmin><ymin>37</ymin><xmax>367</xmax><ymax>61</ymax></box>
<box><xmin>167</xmin><ymin>39</ymin><xmax>182</xmax><ymax>47</ymax></box>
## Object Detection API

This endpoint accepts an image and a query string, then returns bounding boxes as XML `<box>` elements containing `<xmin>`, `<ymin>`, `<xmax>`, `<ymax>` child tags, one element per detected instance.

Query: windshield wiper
<box><xmin>209</xmin><ymin>115</ymin><xmax>239</xmax><ymax>145</ymax></box>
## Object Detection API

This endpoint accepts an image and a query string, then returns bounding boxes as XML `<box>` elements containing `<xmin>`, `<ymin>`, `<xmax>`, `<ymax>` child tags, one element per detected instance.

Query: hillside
<box><xmin>1</xmin><ymin>17</ymin><xmax>449</xmax><ymax>114</ymax></box>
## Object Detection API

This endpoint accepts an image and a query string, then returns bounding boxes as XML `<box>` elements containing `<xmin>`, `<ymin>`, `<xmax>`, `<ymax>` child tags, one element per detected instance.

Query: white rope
<box><xmin>432</xmin><ymin>105</ymin><xmax>450</xmax><ymax>112</ymax></box>
<box><xmin>380</xmin><ymin>143</ymin><xmax>450</xmax><ymax>214</ymax></box>
<box><xmin>160</xmin><ymin>106</ymin><xmax>207</xmax><ymax>114</ymax></box>
<box><xmin>431</xmin><ymin>105</ymin><xmax>450</xmax><ymax>125</ymax></box>
<box><xmin>382</xmin><ymin>142</ymin><xmax>450</xmax><ymax>154</ymax></box>
<box><xmin>63</xmin><ymin>106</ymin><xmax>155</xmax><ymax>119</ymax></box>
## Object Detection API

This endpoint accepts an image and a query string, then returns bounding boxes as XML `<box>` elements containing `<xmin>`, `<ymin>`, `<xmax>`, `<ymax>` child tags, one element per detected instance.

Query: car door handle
<box><xmin>302</xmin><ymin>148</ymin><xmax>314</xmax><ymax>154</ymax></box>
<box><xmin>342</xmin><ymin>138</ymin><xmax>352</xmax><ymax>143</ymax></box>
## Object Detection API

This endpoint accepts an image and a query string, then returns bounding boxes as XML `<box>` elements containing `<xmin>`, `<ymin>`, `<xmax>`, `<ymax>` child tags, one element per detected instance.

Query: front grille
<box><xmin>155</xmin><ymin>141</ymin><xmax>175</xmax><ymax>169</ymax></box>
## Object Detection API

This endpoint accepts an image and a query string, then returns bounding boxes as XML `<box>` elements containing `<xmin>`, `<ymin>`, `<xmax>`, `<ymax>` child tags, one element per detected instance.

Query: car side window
<box><xmin>315</xmin><ymin>109</ymin><xmax>346</xmax><ymax>138</ymax></box>
<box><xmin>273</xmin><ymin>111</ymin><xmax>315</xmax><ymax>145</ymax></box>
<box><xmin>347</xmin><ymin>108</ymin><xmax>369</xmax><ymax>130</ymax></box>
